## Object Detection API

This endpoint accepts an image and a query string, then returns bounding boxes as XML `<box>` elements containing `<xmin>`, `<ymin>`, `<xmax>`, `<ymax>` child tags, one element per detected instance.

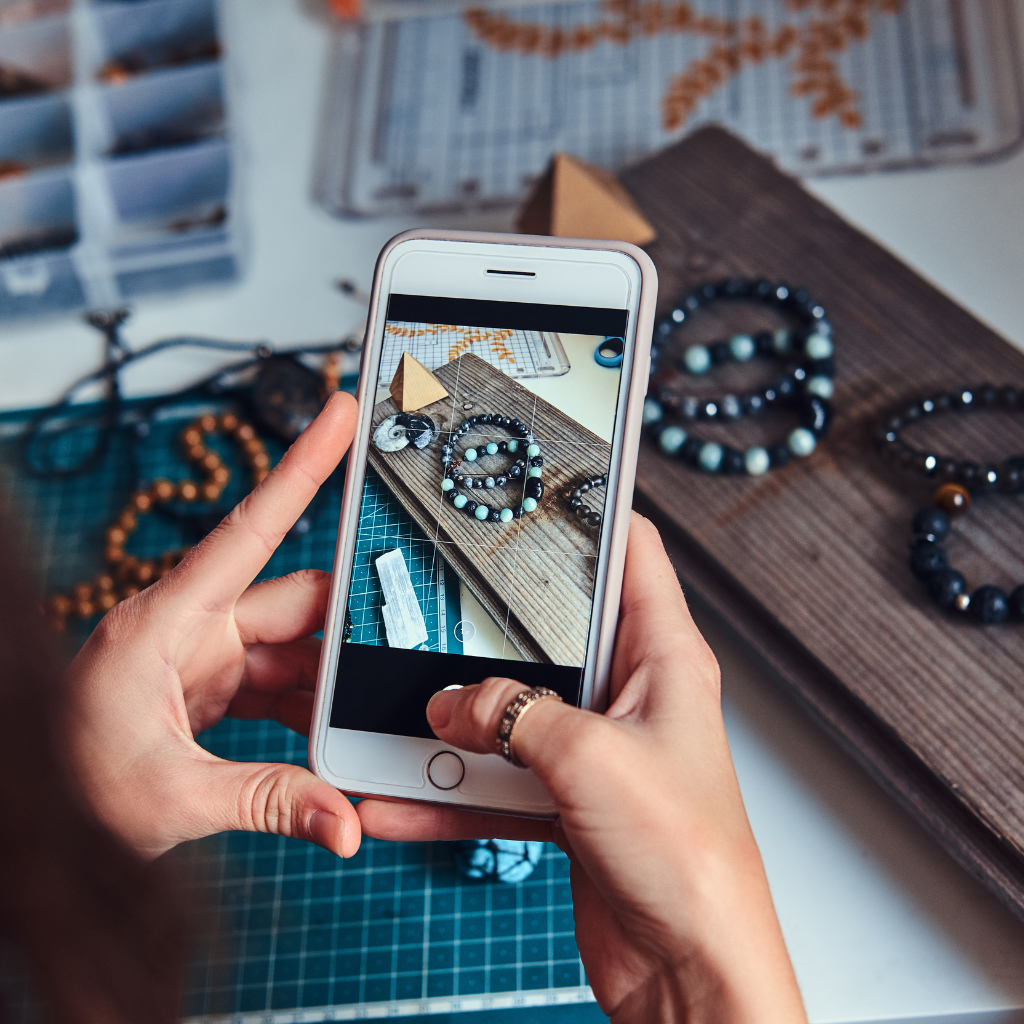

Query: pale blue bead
<box><xmin>683</xmin><ymin>345</ymin><xmax>711</xmax><ymax>374</ymax></box>
<box><xmin>806</xmin><ymin>375</ymin><xmax>834</xmax><ymax>400</ymax></box>
<box><xmin>474</xmin><ymin>504</ymin><xmax>489</xmax><ymax>520</ymax></box>
<box><xmin>744</xmin><ymin>447</ymin><xmax>770</xmax><ymax>476</ymax></box>
<box><xmin>772</xmin><ymin>328</ymin><xmax>791</xmax><ymax>354</ymax></box>
<box><xmin>698</xmin><ymin>442</ymin><xmax>724</xmax><ymax>472</ymax></box>
<box><xmin>453</xmin><ymin>494</ymin><xmax>467</xmax><ymax>508</ymax></box>
<box><xmin>522</xmin><ymin>497</ymin><xmax>537</xmax><ymax>512</ymax></box>
<box><xmin>527</xmin><ymin>443</ymin><xmax>540</xmax><ymax>457</ymax></box>
<box><xmin>527</xmin><ymin>467</ymin><xmax>542</xmax><ymax>478</ymax></box>
<box><xmin>729</xmin><ymin>334</ymin><xmax>755</xmax><ymax>362</ymax></box>
<box><xmin>643</xmin><ymin>398</ymin><xmax>663</xmax><ymax>425</ymax></box>
<box><xmin>804</xmin><ymin>333</ymin><xmax>833</xmax><ymax>360</ymax></box>
<box><xmin>441</xmin><ymin>478</ymin><xmax>454</xmax><ymax>491</ymax></box>
<box><xmin>507</xmin><ymin>439</ymin><xmax>519</xmax><ymax>452</ymax></box>
<box><xmin>788</xmin><ymin>427</ymin><xmax>817</xmax><ymax>457</ymax></box>
<box><xmin>486</xmin><ymin>442</ymin><xmax>498</xmax><ymax>455</ymax></box>
<box><xmin>464</xmin><ymin>448</ymin><xmax>477</xmax><ymax>461</ymax></box>
<box><xmin>658</xmin><ymin>425</ymin><xmax>687</xmax><ymax>454</ymax></box>
<box><xmin>500</xmin><ymin>508</ymin><xmax>513</xmax><ymax>522</ymax></box>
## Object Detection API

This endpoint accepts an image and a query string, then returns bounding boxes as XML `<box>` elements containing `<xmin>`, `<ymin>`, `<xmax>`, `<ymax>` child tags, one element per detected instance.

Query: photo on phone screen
<box><xmin>330</xmin><ymin>294</ymin><xmax>628</xmax><ymax>739</ymax></box>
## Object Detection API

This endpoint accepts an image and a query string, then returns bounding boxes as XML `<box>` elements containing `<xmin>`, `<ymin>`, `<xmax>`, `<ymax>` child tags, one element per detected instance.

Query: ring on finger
<box><xmin>496</xmin><ymin>686</ymin><xmax>562</xmax><ymax>768</ymax></box>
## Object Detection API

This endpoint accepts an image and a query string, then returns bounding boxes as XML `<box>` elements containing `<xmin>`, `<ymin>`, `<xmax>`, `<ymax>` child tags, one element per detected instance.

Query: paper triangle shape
<box><xmin>389</xmin><ymin>352</ymin><xmax>449</xmax><ymax>412</ymax></box>
<box><xmin>516</xmin><ymin>153</ymin><xmax>657</xmax><ymax>246</ymax></box>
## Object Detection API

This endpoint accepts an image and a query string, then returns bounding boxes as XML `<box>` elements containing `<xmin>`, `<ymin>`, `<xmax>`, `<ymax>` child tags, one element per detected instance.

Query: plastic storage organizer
<box><xmin>0</xmin><ymin>0</ymin><xmax>241</xmax><ymax>323</ymax></box>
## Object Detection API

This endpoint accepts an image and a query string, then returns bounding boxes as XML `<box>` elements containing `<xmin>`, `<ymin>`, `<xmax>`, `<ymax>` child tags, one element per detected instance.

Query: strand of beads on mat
<box><xmin>644</xmin><ymin>278</ymin><xmax>834</xmax><ymax>475</ymax></box>
<box><xmin>45</xmin><ymin>412</ymin><xmax>269</xmax><ymax>632</ymax></box>
<box><xmin>440</xmin><ymin>413</ymin><xmax>544</xmax><ymax>523</ymax></box>
<box><xmin>565</xmin><ymin>474</ymin><xmax>607</xmax><ymax>528</ymax></box>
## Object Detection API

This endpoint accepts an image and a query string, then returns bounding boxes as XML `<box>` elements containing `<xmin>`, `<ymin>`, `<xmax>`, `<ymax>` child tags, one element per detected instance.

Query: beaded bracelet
<box><xmin>440</xmin><ymin>413</ymin><xmax>543</xmax><ymax>523</ymax></box>
<box><xmin>646</xmin><ymin>277</ymin><xmax>834</xmax><ymax>475</ymax></box>
<box><xmin>566</xmin><ymin>474</ymin><xmax>606</xmax><ymax>528</ymax></box>
<box><xmin>650</xmin><ymin>277</ymin><xmax>835</xmax><ymax>420</ymax></box>
<box><xmin>908</xmin><ymin>480</ymin><xmax>1024</xmax><ymax>624</ymax></box>
<box><xmin>876</xmin><ymin>384</ymin><xmax>1024</xmax><ymax>491</ymax></box>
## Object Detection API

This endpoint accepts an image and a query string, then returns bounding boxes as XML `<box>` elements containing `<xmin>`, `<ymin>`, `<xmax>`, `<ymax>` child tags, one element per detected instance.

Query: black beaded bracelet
<box><xmin>565</xmin><ymin>474</ymin><xmax>606</xmax><ymax>528</ymax></box>
<box><xmin>908</xmin><ymin>480</ymin><xmax>1024</xmax><ymax>624</ymax></box>
<box><xmin>650</xmin><ymin>277</ymin><xmax>835</xmax><ymax>421</ymax></box>
<box><xmin>876</xmin><ymin>384</ymin><xmax>1024</xmax><ymax>492</ymax></box>
<box><xmin>440</xmin><ymin>413</ymin><xmax>543</xmax><ymax>523</ymax></box>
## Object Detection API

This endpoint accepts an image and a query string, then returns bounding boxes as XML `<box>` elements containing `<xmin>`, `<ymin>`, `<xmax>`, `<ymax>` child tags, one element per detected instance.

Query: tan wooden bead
<box><xmin>235</xmin><ymin>423</ymin><xmax>256</xmax><ymax>442</ymax></box>
<box><xmin>219</xmin><ymin>412</ymin><xmax>239</xmax><ymax>432</ymax></box>
<box><xmin>243</xmin><ymin>437</ymin><xmax>264</xmax><ymax>456</ymax></box>
<box><xmin>198</xmin><ymin>413</ymin><xmax>218</xmax><ymax>433</ymax></box>
<box><xmin>132</xmin><ymin>491</ymin><xmax>153</xmax><ymax>512</ymax></box>
<box><xmin>181</xmin><ymin>427</ymin><xmax>203</xmax><ymax>447</ymax></box>
<box><xmin>106</xmin><ymin>526</ymin><xmax>127</xmax><ymax>546</ymax></box>
<box><xmin>212</xmin><ymin>465</ymin><xmax>230</xmax><ymax>484</ymax></box>
<box><xmin>179</xmin><ymin>481</ymin><xmax>199</xmax><ymax>502</ymax></box>
<box><xmin>251</xmin><ymin>452</ymin><xmax>270</xmax><ymax>470</ymax></box>
<box><xmin>201</xmin><ymin>452</ymin><xmax>221</xmax><ymax>472</ymax></box>
<box><xmin>151</xmin><ymin>478</ymin><xmax>176</xmax><ymax>501</ymax></box>
<box><xmin>201</xmin><ymin>482</ymin><xmax>222</xmax><ymax>502</ymax></box>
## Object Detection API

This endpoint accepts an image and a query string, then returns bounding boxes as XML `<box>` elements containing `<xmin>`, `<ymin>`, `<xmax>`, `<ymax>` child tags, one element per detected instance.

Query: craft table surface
<box><xmin>2</xmin><ymin>1</ymin><xmax>1024</xmax><ymax>1021</ymax></box>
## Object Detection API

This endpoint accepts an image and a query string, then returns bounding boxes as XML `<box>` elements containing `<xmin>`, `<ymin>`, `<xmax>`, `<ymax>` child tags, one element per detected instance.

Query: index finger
<box><xmin>168</xmin><ymin>391</ymin><xmax>357</xmax><ymax>608</ymax></box>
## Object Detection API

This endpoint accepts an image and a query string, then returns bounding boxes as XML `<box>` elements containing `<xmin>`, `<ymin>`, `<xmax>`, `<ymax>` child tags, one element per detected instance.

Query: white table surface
<box><xmin>3</xmin><ymin>1</ymin><xmax>1024</xmax><ymax>1020</ymax></box>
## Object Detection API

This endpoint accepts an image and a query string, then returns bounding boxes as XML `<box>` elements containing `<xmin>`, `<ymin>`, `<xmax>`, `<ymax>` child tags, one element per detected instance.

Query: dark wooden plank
<box><xmin>367</xmin><ymin>353</ymin><xmax>610</xmax><ymax>666</ymax></box>
<box><xmin>620</xmin><ymin>126</ymin><xmax>1024</xmax><ymax>915</ymax></box>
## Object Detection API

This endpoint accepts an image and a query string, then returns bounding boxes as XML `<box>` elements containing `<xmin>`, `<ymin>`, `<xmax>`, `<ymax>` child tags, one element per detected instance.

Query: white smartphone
<box><xmin>309</xmin><ymin>229</ymin><xmax>657</xmax><ymax>817</ymax></box>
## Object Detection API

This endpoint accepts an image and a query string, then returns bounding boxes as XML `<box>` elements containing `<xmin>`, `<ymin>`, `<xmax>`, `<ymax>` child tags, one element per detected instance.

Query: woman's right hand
<box><xmin>358</xmin><ymin>514</ymin><xmax>806</xmax><ymax>1024</ymax></box>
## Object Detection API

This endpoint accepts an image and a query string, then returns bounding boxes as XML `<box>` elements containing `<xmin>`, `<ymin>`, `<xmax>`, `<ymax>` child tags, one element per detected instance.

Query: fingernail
<box><xmin>308</xmin><ymin>810</ymin><xmax>344</xmax><ymax>856</ymax></box>
<box><xmin>426</xmin><ymin>688</ymin><xmax>460</xmax><ymax>730</ymax></box>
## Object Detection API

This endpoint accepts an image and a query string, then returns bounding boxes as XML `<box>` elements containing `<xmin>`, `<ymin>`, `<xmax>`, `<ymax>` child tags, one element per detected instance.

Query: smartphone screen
<box><xmin>329</xmin><ymin>293</ymin><xmax>628</xmax><ymax>739</ymax></box>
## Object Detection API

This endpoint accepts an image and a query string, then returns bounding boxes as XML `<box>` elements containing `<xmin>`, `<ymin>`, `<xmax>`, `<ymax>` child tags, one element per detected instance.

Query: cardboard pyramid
<box><xmin>516</xmin><ymin>153</ymin><xmax>657</xmax><ymax>246</ymax></box>
<box><xmin>389</xmin><ymin>352</ymin><xmax>449</xmax><ymax>412</ymax></box>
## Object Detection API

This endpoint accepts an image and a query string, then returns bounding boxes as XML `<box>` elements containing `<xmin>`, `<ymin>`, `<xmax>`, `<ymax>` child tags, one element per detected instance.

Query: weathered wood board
<box><xmin>367</xmin><ymin>353</ymin><xmax>610</xmax><ymax>667</ymax></box>
<box><xmin>619</xmin><ymin>126</ymin><xmax>1024</xmax><ymax>919</ymax></box>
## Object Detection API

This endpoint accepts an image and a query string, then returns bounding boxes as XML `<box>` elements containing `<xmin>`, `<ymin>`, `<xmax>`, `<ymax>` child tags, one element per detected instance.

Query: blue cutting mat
<box><xmin>0</xmin><ymin>400</ymin><xmax>603</xmax><ymax>1022</ymax></box>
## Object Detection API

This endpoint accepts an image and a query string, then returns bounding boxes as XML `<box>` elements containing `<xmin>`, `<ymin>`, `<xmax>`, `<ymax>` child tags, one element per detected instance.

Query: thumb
<box><xmin>194</xmin><ymin>758</ymin><xmax>362</xmax><ymax>858</ymax></box>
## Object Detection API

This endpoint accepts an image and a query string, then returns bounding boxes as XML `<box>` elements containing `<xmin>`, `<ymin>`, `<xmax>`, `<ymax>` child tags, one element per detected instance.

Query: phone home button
<box><xmin>427</xmin><ymin>751</ymin><xmax>465</xmax><ymax>790</ymax></box>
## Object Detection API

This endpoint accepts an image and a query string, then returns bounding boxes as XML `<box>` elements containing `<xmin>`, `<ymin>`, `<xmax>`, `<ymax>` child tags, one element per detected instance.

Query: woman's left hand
<box><xmin>63</xmin><ymin>392</ymin><xmax>362</xmax><ymax>861</ymax></box>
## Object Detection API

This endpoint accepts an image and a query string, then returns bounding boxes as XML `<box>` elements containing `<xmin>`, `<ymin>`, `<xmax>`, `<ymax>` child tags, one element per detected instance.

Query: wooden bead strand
<box><xmin>46</xmin><ymin>411</ymin><xmax>271</xmax><ymax>632</ymax></box>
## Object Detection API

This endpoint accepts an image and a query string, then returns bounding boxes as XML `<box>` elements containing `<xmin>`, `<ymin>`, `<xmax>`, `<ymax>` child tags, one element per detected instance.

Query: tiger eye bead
<box><xmin>178</xmin><ymin>481</ymin><xmax>199</xmax><ymax>502</ymax></box>
<box><xmin>932</xmin><ymin>482</ymin><xmax>971</xmax><ymax>514</ymax></box>
<box><xmin>151</xmin><ymin>478</ymin><xmax>176</xmax><ymax>501</ymax></box>
<box><xmin>198</xmin><ymin>413</ymin><xmax>218</xmax><ymax>433</ymax></box>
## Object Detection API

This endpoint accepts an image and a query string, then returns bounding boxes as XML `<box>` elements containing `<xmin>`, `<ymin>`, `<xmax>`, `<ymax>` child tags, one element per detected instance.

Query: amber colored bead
<box><xmin>187</xmin><ymin>444</ymin><xmax>207</xmax><ymax>462</ymax></box>
<box><xmin>105</xmin><ymin>546</ymin><xmax>125</xmax><ymax>565</ymax></box>
<box><xmin>50</xmin><ymin>594</ymin><xmax>72</xmax><ymax>617</ymax></box>
<box><xmin>106</xmin><ymin>525</ymin><xmax>127</xmax><ymax>546</ymax></box>
<box><xmin>72</xmin><ymin>582</ymin><xmax>93</xmax><ymax>602</ymax></box>
<box><xmin>121</xmin><ymin>585</ymin><xmax>140</xmax><ymax>600</ymax></box>
<box><xmin>251</xmin><ymin>451</ymin><xmax>270</xmax><ymax>470</ymax></box>
<box><xmin>151</xmin><ymin>478</ymin><xmax>176</xmax><ymax>501</ymax></box>
<box><xmin>95</xmin><ymin>574</ymin><xmax>115</xmax><ymax>592</ymax></box>
<box><xmin>243</xmin><ymin>438</ymin><xmax>264</xmax><ymax>457</ymax></box>
<box><xmin>235</xmin><ymin>423</ymin><xmax>256</xmax><ymax>442</ymax></box>
<box><xmin>201</xmin><ymin>452</ymin><xmax>221</xmax><ymax>472</ymax></box>
<box><xmin>179</xmin><ymin>481</ymin><xmax>199</xmax><ymax>502</ymax></box>
<box><xmin>201</xmin><ymin>482</ymin><xmax>222</xmax><ymax>502</ymax></box>
<box><xmin>182</xmin><ymin>427</ymin><xmax>203</xmax><ymax>447</ymax></box>
<box><xmin>118</xmin><ymin>509</ymin><xmax>137</xmax><ymax>531</ymax></box>
<box><xmin>75</xmin><ymin>600</ymin><xmax>94</xmax><ymax>619</ymax></box>
<box><xmin>933</xmin><ymin>482</ymin><xmax>971</xmax><ymax>514</ymax></box>
<box><xmin>212</xmin><ymin>465</ymin><xmax>230</xmax><ymax>485</ymax></box>
<box><xmin>219</xmin><ymin>412</ymin><xmax>239</xmax><ymax>432</ymax></box>
<box><xmin>135</xmin><ymin>561</ymin><xmax>155</xmax><ymax>585</ymax></box>
<box><xmin>98</xmin><ymin>592</ymin><xmax>117</xmax><ymax>612</ymax></box>
<box><xmin>198</xmin><ymin>413</ymin><xmax>218</xmax><ymax>433</ymax></box>
<box><xmin>132</xmin><ymin>491</ymin><xmax>153</xmax><ymax>512</ymax></box>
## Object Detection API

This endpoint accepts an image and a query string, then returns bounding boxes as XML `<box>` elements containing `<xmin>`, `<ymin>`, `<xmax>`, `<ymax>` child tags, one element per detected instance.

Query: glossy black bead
<box><xmin>937</xmin><ymin>458</ymin><xmax>960</xmax><ymax>481</ymax></box>
<box><xmin>775</xmin><ymin>377</ymin><xmax>795</xmax><ymax>399</ymax></box>
<box><xmin>927</xmin><ymin>568</ymin><xmax>967</xmax><ymax>609</ymax></box>
<box><xmin>755</xmin><ymin>331</ymin><xmax>774</xmax><ymax>355</ymax></box>
<box><xmin>700</xmin><ymin>283</ymin><xmax>718</xmax><ymax>300</ymax></box>
<box><xmin>508</xmin><ymin>465</ymin><xmax>522</xmax><ymax>478</ymax></box>
<box><xmin>1008</xmin><ymin>585</ymin><xmax>1024</xmax><ymax>621</ymax></box>
<box><xmin>488</xmin><ymin>508</ymin><xmax>501</xmax><ymax>522</ymax></box>
<box><xmin>478</xmin><ymin>414</ymin><xmax>491</xmax><ymax>424</ymax></box>
<box><xmin>911</xmin><ymin>507</ymin><xmax>950</xmax><ymax>541</ymax></box>
<box><xmin>754</xmin><ymin>278</ymin><xmax>773</xmax><ymax>298</ymax></box>
<box><xmin>681</xmin><ymin>437</ymin><xmax>704</xmax><ymax>464</ymax></box>
<box><xmin>525</xmin><ymin>478</ymin><xmax>544</xmax><ymax>501</ymax></box>
<box><xmin>497</xmin><ymin>441</ymin><xmax>508</xmax><ymax>452</ymax></box>
<box><xmin>570</xmin><ymin>496</ymin><xmax>582</xmax><ymax>507</ymax></box>
<box><xmin>980</xmin><ymin>385</ymin><xmax>999</xmax><ymax>407</ymax></box>
<box><xmin>586</xmin><ymin>511</ymin><xmax>603</xmax><ymax>527</ymax></box>
<box><xmin>571</xmin><ymin>488</ymin><xmax>583</xmax><ymax>499</ymax></box>
<box><xmin>768</xmin><ymin>442</ymin><xmax>791</xmax><ymax>468</ymax></box>
<box><xmin>723</xmin><ymin>277</ymin><xmax>747</xmax><ymax>296</ymax></box>
<box><xmin>710</xmin><ymin>341</ymin><xmax>730</xmax><ymax>364</ymax></box>
<box><xmin>804</xmin><ymin>357</ymin><xmax>835</xmax><ymax>377</ymax></box>
<box><xmin>680</xmin><ymin>396</ymin><xmax>699</xmax><ymax>420</ymax></box>
<box><xmin>797</xmin><ymin>396</ymin><xmax>832</xmax><ymax>437</ymax></box>
<box><xmin>975</xmin><ymin>463</ymin><xmax>1000</xmax><ymax>492</ymax></box>
<box><xmin>722</xmin><ymin>447</ymin><xmax>746</xmax><ymax>474</ymax></box>
<box><xmin>909</xmin><ymin>540</ymin><xmax>947</xmax><ymax>580</ymax></box>
<box><xmin>465</xmin><ymin>500</ymin><xmax>478</xmax><ymax>514</ymax></box>
<box><xmin>957</xmin><ymin>462</ymin><xmax>979</xmax><ymax>488</ymax></box>
<box><xmin>701</xmin><ymin>401</ymin><xmax>719</xmax><ymax>420</ymax></box>
<box><xmin>999</xmin><ymin>464</ymin><xmax>1023</xmax><ymax>494</ymax></box>
<box><xmin>683</xmin><ymin>294</ymin><xmax>700</xmax><ymax>312</ymax></box>
<box><xmin>955</xmin><ymin>389</ymin><xmax>975</xmax><ymax>408</ymax></box>
<box><xmin>970</xmin><ymin>585</ymin><xmax>1009</xmax><ymax>625</ymax></box>
<box><xmin>530</xmin><ymin>456</ymin><xmax>544</xmax><ymax>467</ymax></box>
<box><xmin>1000</xmin><ymin>386</ymin><xmax>1020</xmax><ymax>409</ymax></box>
<box><xmin>496</xmin><ymin>475</ymin><xmax>507</xmax><ymax>487</ymax></box>
<box><xmin>460</xmin><ymin>419</ymin><xmax>471</xmax><ymax>430</ymax></box>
